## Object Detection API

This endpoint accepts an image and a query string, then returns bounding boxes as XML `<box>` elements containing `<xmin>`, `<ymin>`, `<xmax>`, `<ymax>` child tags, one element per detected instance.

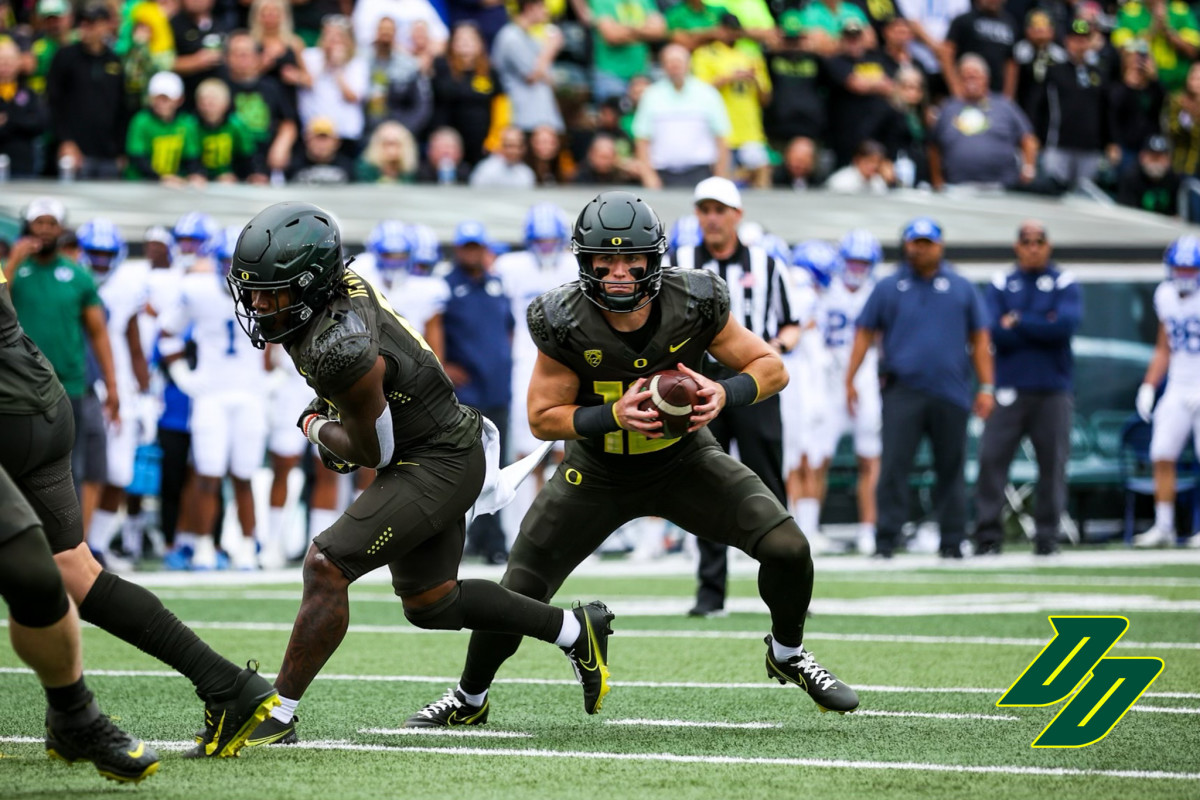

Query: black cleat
<box><xmin>764</xmin><ymin>635</ymin><xmax>860</xmax><ymax>714</ymax></box>
<box><xmin>245</xmin><ymin>715</ymin><xmax>299</xmax><ymax>746</ymax></box>
<box><xmin>45</xmin><ymin>699</ymin><xmax>160</xmax><ymax>783</ymax></box>
<box><xmin>403</xmin><ymin>688</ymin><xmax>489</xmax><ymax>728</ymax></box>
<box><xmin>189</xmin><ymin>661</ymin><xmax>280</xmax><ymax>758</ymax></box>
<box><xmin>563</xmin><ymin>601</ymin><xmax>614</xmax><ymax>715</ymax></box>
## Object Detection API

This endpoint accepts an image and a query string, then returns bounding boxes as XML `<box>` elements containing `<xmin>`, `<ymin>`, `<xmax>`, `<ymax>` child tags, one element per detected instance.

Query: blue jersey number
<box><xmin>824</xmin><ymin>310</ymin><xmax>850</xmax><ymax>348</ymax></box>
<box><xmin>1166</xmin><ymin>317</ymin><xmax>1200</xmax><ymax>354</ymax></box>
<box><xmin>225</xmin><ymin>319</ymin><xmax>238</xmax><ymax>355</ymax></box>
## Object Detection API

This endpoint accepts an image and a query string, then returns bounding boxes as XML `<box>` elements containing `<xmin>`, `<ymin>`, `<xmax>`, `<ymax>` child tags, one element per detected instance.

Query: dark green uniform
<box><xmin>285</xmin><ymin>270</ymin><xmax>485</xmax><ymax>593</ymax></box>
<box><xmin>512</xmin><ymin>268</ymin><xmax>792</xmax><ymax>596</ymax></box>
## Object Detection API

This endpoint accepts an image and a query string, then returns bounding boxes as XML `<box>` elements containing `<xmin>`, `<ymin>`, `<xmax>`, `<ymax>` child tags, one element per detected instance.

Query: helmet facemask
<box><xmin>575</xmin><ymin>247</ymin><xmax>664</xmax><ymax>313</ymax></box>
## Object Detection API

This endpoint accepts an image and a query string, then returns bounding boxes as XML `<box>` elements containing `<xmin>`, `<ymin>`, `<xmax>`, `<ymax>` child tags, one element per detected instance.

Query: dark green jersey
<box><xmin>286</xmin><ymin>269</ymin><xmax>478</xmax><ymax>460</ymax></box>
<box><xmin>527</xmin><ymin>267</ymin><xmax>731</xmax><ymax>464</ymax></box>
<box><xmin>0</xmin><ymin>279</ymin><xmax>66</xmax><ymax>415</ymax></box>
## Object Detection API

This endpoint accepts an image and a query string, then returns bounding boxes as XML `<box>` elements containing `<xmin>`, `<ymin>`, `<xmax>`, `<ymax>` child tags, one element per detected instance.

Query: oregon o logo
<box><xmin>634</xmin><ymin>358</ymin><xmax>648</xmax><ymax>369</ymax></box>
<box><xmin>564</xmin><ymin>468</ymin><xmax>582</xmax><ymax>485</ymax></box>
<box><xmin>240</xmin><ymin>271</ymin><xmax>250</xmax><ymax>280</ymax></box>
<box><xmin>610</xmin><ymin>237</ymin><xmax>623</xmax><ymax>246</ymax></box>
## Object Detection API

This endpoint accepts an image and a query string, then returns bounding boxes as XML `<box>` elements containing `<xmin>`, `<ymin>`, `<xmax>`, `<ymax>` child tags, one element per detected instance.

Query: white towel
<box><xmin>467</xmin><ymin>417</ymin><xmax>554</xmax><ymax>526</ymax></box>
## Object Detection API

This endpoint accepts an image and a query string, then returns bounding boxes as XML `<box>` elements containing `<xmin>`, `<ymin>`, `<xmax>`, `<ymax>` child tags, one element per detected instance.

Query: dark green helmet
<box><xmin>227</xmin><ymin>202</ymin><xmax>345</xmax><ymax>348</ymax></box>
<box><xmin>572</xmin><ymin>191</ymin><xmax>667</xmax><ymax>313</ymax></box>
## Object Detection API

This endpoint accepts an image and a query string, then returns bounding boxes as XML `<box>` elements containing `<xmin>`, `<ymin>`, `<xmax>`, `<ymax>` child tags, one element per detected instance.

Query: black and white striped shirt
<box><xmin>672</xmin><ymin>242</ymin><xmax>798</xmax><ymax>342</ymax></box>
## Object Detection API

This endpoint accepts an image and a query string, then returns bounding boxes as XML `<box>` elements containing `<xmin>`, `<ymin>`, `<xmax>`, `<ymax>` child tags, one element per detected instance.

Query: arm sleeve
<box><xmin>1018</xmin><ymin>278</ymin><xmax>1083</xmax><ymax>343</ymax></box>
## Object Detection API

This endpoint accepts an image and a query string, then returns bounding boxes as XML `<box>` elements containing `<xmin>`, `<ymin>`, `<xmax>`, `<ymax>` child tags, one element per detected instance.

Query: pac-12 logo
<box><xmin>997</xmin><ymin>616</ymin><xmax>1162</xmax><ymax>748</ymax></box>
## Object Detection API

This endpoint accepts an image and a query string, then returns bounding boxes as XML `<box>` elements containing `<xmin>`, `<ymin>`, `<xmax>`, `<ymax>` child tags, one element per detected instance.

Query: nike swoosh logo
<box><xmin>246</xmin><ymin>730</ymin><xmax>290</xmax><ymax>747</ymax></box>
<box><xmin>127</xmin><ymin>741</ymin><xmax>145</xmax><ymax>759</ymax></box>
<box><xmin>668</xmin><ymin>338</ymin><xmax>691</xmax><ymax>353</ymax></box>
<box><xmin>205</xmin><ymin>712</ymin><xmax>225</xmax><ymax>756</ymax></box>
<box><xmin>298</xmin><ymin>367</ymin><xmax>308</xmax><ymax>376</ymax></box>
<box><xmin>447</xmin><ymin>704</ymin><xmax>487</xmax><ymax>726</ymax></box>
<box><xmin>575</xmin><ymin>615</ymin><xmax>601</xmax><ymax>672</ymax></box>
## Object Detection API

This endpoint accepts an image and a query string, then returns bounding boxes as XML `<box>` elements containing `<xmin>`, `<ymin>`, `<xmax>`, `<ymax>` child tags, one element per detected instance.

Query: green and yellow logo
<box><xmin>997</xmin><ymin>616</ymin><xmax>1163</xmax><ymax>748</ymax></box>
<box><xmin>584</xmin><ymin>349</ymin><xmax>603</xmax><ymax>367</ymax></box>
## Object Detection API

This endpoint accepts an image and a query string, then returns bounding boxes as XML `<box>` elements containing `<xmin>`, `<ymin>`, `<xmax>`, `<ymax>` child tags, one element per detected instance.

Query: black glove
<box><xmin>297</xmin><ymin>396</ymin><xmax>332</xmax><ymax>433</ymax></box>
<box><xmin>317</xmin><ymin>444</ymin><xmax>358</xmax><ymax>474</ymax></box>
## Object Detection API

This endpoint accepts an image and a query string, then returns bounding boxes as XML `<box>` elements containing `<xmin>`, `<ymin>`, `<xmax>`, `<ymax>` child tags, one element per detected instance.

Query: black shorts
<box><xmin>507</xmin><ymin>429</ymin><xmax>791</xmax><ymax>601</ymax></box>
<box><xmin>0</xmin><ymin>463</ymin><xmax>43</xmax><ymax>545</ymax></box>
<box><xmin>314</xmin><ymin>440</ymin><xmax>487</xmax><ymax>595</ymax></box>
<box><xmin>0</xmin><ymin>394</ymin><xmax>84</xmax><ymax>553</ymax></box>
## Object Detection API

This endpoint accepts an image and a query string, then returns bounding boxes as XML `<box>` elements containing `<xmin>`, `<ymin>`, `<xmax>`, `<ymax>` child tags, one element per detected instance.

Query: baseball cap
<box><xmin>842</xmin><ymin>17</ymin><xmax>865</xmax><ymax>35</ymax></box>
<box><xmin>779</xmin><ymin>9</ymin><xmax>804</xmax><ymax>37</ymax></box>
<box><xmin>902</xmin><ymin>216</ymin><xmax>943</xmax><ymax>244</ymax></box>
<box><xmin>148</xmin><ymin>71</ymin><xmax>184</xmax><ymax>101</ymax></box>
<box><xmin>1068</xmin><ymin>18</ymin><xmax>1090</xmax><ymax>36</ymax></box>
<box><xmin>307</xmin><ymin>117</ymin><xmax>337</xmax><ymax>137</ymax></box>
<box><xmin>25</xmin><ymin>197</ymin><xmax>66</xmax><ymax>224</ymax></box>
<box><xmin>37</xmin><ymin>0</ymin><xmax>69</xmax><ymax>16</ymax></box>
<box><xmin>454</xmin><ymin>220</ymin><xmax>489</xmax><ymax>247</ymax></box>
<box><xmin>693</xmin><ymin>176</ymin><xmax>742</xmax><ymax>210</ymax></box>
<box><xmin>1144</xmin><ymin>134</ymin><xmax>1170</xmax><ymax>154</ymax></box>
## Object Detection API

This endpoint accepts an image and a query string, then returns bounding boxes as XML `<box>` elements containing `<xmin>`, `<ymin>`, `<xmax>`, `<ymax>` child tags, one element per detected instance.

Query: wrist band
<box><xmin>306</xmin><ymin>416</ymin><xmax>329</xmax><ymax>446</ymax></box>
<box><xmin>978</xmin><ymin>384</ymin><xmax>995</xmax><ymax>395</ymax></box>
<box><xmin>573</xmin><ymin>403</ymin><xmax>621</xmax><ymax>437</ymax></box>
<box><xmin>718</xmin><ymin>372</ymin><xmax>760</xmax><ymax>408</ymax></box>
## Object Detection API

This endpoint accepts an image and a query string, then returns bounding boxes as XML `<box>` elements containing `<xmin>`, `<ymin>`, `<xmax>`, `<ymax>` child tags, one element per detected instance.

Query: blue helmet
<box><xmin>407</xmin><ymin>224</ymin><xmax>441</xmax><ymax>273</ymax></box>
<box><xmin>669</xmin><ymin>215</ymin><xmax>703</xmax><ymax>252</ymax></box>
<box><xmin>77</xmin><ymin>217</ymin><xmax>127</xmax><ymax>278</ymax></box>
<box><xmin>366</xmin><ymin>220</ymin><xmax>413</xmax><ymax>273</ymax></box>
<box><xmin>1165</xmin><ymin>235</ymin><xmax>1200</xmax><ymax>294</ymax></box>
<box><xmin>838</xmin><ymin>229</ymin><xmax>882</xmax><ymax>288</ymax></box>
<box><xmin>791</xmin><ymin>240</ymin><xmax>839</xmax><ymax>288</ymax></box>
<box><xmin>173</xmin><ymin>212</ymin><xmax>218</xmax><ymax>254</ymax></box>
<box><xmin>524</xmin><ymin>203</ymin><xmax>569</xmax><ymax>251</ymax></box>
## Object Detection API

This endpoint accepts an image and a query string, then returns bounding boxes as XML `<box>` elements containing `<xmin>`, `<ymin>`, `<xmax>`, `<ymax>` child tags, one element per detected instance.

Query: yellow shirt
<box><xmin>691</xmin><ymin>40</ymin><xmax>771</xmax><ymax>147</ymax></box>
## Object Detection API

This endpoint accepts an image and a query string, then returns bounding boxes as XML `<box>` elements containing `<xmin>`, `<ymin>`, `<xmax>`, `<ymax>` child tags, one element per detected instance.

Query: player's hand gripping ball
<box><xmin>637</xmin><ymin>369</ymin><xmax>701</xmax><ymax>438</ymax></box>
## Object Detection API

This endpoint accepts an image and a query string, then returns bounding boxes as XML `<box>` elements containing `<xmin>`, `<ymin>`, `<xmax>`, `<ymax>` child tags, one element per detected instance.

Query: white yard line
<box><xmin>605</xmin><ymin>719</ymin><xmax>783</xmax><ymax>729</ymax></box>
<box><xmin>853</xmin><ymin>710</ymin><xmax>1020</xmax><ymax>721</ymax></box>
<box><xmin>357</xmin><ymin>728</ymin><xmax>531</xmax><ymax>739</ymax></box>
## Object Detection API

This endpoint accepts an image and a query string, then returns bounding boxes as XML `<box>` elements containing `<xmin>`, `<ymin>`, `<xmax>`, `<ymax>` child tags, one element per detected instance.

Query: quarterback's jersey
<box><xmin>286</xmin><ymin>269</ymin><xmax>478</xmax><ymax>458</ymax></box>
<box><xmin>1155</xmin><ymin>281</ymin><xmax>1200</xmax><ymax>387</ymax></box>
<box><xmin>818</xmin><ymin>276</ymin><xmax>876</xmax><ymax>370</ymax></box>
<box><xmin>0</xmin><ymin>278</ymin><xmax>65</xmax><ymax>415</ymax></box>
<box><xmin>97</xmin><ymin>260</ymin><xmax>150</xmax><ymax>394</ymax></box>
<box><xmin>527</xmin><ymin>267</ymin><xmax>731</xmax><ymax>464</ymax></box>
<box><xmin>160</xmin><ymin>269</ymin><xmax>268</xmax><ymax>394</ymax></box>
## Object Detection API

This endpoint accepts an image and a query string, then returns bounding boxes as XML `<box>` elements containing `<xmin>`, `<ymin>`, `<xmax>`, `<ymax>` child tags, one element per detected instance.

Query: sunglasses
<box><xmin>1019</xmin><ymin>237</ymin><xmax>1046</xmax><ymax>245</ymax></box>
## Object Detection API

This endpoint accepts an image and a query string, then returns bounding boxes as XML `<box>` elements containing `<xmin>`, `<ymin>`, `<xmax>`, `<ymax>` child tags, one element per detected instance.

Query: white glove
<box><xmin>167</xmin><ymin>360</ymin><xmax>202</xmax><ymax>398</ymax></box>
<box><xmin>1136</xmin><ymin>383</ymin><xmax>1157</xmax><ymax>423</ymax></box>
<box><xmin>135</xmin><ymin>392</ymin><xmax>161</xmax><ymax>445</ymax></box>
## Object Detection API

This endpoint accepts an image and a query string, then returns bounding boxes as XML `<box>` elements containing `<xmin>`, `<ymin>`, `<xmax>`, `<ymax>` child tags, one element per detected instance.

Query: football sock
<box><xmin>45</xmin><ymin>677</ymin><xmax>94</xmax><ymax>714</ymax></box>
<box><xmin>269</xmin><ymin>695</ymin><xmax>300</xmax><ymax>724</ymax></box>
<box><xmin>753</xmin><ymin>522</ymin><xmax>813</xmax><ymax>648</ymax></box>
<box><xmin>87</xmin><ymin>510</ymin><xmax>118</xmax><ymax>553</ymax></box>
<box><xmin>174</xmin><ymin>531</ymin><xmax>198</xmax><ymax>551</ymax></box>
<box><xmin>554</xmin><ymin>609</ymin><xmax>580</xmax><ymax>648</ymax></box>
<box><xmin>1155</xmin><ymin>502</ymin><xmax>1175</xmax><ymax>532</ymax></box>
<box><xmin>78</xmin><ymin>570</ymin><xmax>240</xmax><ymax>699</ymax></box>
<box><xmin>121</xmin><ymin>514</ymin><xmax>144</xmax><ymax>558</ymax></box>
<box><xmin>457</xmin><ymin>684</ymin><xmax>488</xmax><ymax>707</ymax></box>
<box><xmin>268</xmin><ymin>507</ymin><xmax>288</xmax><ymax>546</ymax></box>
<box><xmin>771</xmin><ymin>637</ymin><xmax>803</xmax><ymax>662</ymax></box>
<box><xmin>795</xmin><ymin>499</ymin><xmax>820</xmax><ymax>537</ymax></box>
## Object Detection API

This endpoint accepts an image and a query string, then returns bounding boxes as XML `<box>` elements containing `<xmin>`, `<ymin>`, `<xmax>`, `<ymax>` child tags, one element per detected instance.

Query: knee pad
<box><xmin>753</xmin><ymin>520</ymin><xmax>812</xmax><ymax>565</ymax></box>
<box><xmin>0</xmin><ymin>527</ymin><xmax>71</xmax><ymax>627</ymax></box>
<box><xmin>403</xmin><ymin>582</ymin><xmax>466</xmax><ymax>631</ymax></box>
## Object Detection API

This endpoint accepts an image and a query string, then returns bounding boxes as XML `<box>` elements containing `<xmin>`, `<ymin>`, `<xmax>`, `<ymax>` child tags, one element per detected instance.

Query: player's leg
<box><xmin>851</xmin><ymin>377</ymin><xmax>883</xmax><ymax>552</ymax></box>
<box><xmin>227</xmin><ymin>394</ymin><xmax>269</xmax><ymax>569</ymax></box>
<box><xmin>1138</xmin><ymin>390</ymin><xmax>1191</xmax><ymax>546</ymax></box>
<box><xmin>1027</xmin><ymin>393</ymin><xmax>1073</xmax><ymax>555</ymax></box>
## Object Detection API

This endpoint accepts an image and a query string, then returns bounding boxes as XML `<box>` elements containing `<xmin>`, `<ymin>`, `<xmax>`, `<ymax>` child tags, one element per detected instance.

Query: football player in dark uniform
<box><xmin>0</xmin><ymin>272</ymin><xmax>159</xmax><ymax>782</ymax></box>
<box><xmin>408</xmin><ymin>190</ymin><xmax>859</xmax><ymax>727</ymax></box>
<box><xmin>225</xmin><ymin>202</ymin><xmax>614</xmax><ymax>745</ymax></box>
<box><xmin>0</xmin><ymin>235</ymin><xmax>278</xmax><ymax>761</ymax></box>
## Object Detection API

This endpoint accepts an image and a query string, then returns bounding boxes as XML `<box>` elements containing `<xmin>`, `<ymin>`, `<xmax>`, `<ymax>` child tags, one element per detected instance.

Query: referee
<box><xmin>673</xmin><ymin>177</ymin><xmax>800</xmax><ymax>616</ymax></box>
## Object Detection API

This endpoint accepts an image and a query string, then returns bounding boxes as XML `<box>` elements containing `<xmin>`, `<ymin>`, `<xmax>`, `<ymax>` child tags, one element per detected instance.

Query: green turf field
<box><xmin>1</xmin><ymin>551</ymin><xmax>1197</xmax><ymax>800</ymax></box>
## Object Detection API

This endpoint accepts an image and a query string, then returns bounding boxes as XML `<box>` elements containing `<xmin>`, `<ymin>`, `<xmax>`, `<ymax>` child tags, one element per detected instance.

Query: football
<box><xmin>637</xmin><ymin>369</ymin><xmax>701</xmax><ymax>438</ymax></box>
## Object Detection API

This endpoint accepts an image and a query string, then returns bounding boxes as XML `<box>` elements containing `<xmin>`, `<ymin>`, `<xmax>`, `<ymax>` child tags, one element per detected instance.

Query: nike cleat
<box><xmin>403</xmin><ymin>688</ymin><xmax>489</xmax><ymax>728</ymax></box>
<box><xmin>764</xmin><ymin>635</ymin><xmax>859</xmax><ymax>714</ymax></box>
<box><xmin>563</xmin><ymin>600</ymin><xmax>615</xmax><ymax>715</ymax></box>
<box><xmin>245</xmin><ymin>715</ymin><xmax>298</xmax><ymax>746</ymax></box>
<box><xmin>45</xmin><ymin>699</ymin><xmax>160</xmax><ymax>783</ymax></box>
<box><xmin>189</xmin><ymin>660</ymin><xmax>280</xmax><ymax>758</ymax></box>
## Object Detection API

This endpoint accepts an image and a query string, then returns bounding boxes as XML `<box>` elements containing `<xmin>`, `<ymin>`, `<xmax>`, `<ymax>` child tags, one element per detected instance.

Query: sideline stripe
<box><xmin>606</xmin><ymin>719</ymin><xmax>782</xmax><ymax>730</ymax></box>
<box><xmin>3</xmin><ymin>736</ymin><xmax>1191</xmax><ymax>781</ymax></box>
<box><xmin>0</xmin><ymin>667</ymin><xmax>1194</xmax><ymax>704</ymax></box>
<box><xmin>854</xmin><ymin>710</ymin><xmax>1020</xmax><ymax>721</ymax></box>
<box><xmin>358</xmin><ymin>728</ymin><xmax>531</xmax><ymax>739</ymax></box>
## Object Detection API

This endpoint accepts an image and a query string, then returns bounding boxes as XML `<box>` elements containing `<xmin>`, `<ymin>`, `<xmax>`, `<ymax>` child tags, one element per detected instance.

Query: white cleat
<box><xmin>1132</xmin><ymin>526</ymin><xmax>1177</xmax><ymax>548</ymax></box>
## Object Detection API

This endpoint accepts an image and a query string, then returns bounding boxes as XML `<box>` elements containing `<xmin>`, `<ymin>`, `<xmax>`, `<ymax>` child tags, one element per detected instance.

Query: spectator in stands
<box><xmin>825</xmin><ymin>17</ymin><xmax>899</xmax><ymax>168</ymax></box>
<box><xmin>693</xmin><ymin>13</ymin><xmax>773</xmax><ymax>187</ymax></box>
<box><xmin>886</xmin><ymin>64</ymin><xmax>930</xmax><ymax>186</ymax></box>
<box><xmin>364</xmin><ymin>16</ymin><xmax>433</xmax><ymax>140</ymax></box>
<box><xmin>826</xmin><ymin>138</ymin><xmax>890</xmax><ymax>193</ymax></box>
<box><xmin>170</xmin><ymin>0</ymin><xmax>234</xmax><ymax>104</ymax></box>
<box><xmin>526</xmin><ymin>123</ymin><xmax>573</xmax><ymax>184</ymax></box>
<box><xmin>287</xmin><ymin>115</ymin><xmax>355</xmax><ymax>183</ymax></box>
<box><xmin>298</xmin><ymin>15</ymin><xmax>369</xmax><ymax>153</ymax></box>
<box><xmin>928</xmin><ymin>54</ymin><xmax>1038</xmax><ymax>189</ymax></box>
<box><xmin>1037</xmin><ymin>19</ymin><xmax>1110</xmax><ymax>190</ymax></box>
<box><xmin>1117</xmin><ymin>133</ymin><xmax>1181</xmax><ymax>215</ymax></box>
<box><xmin>772</xmin><ymin>135</ymin><xmax>821</xmax><ymax>188</ymax></box>
<box><xmin>0</xmin><ymin>37</ymin><xmax>44</xmax><ymax>178</ymax></box>
<box><xmin>248</xmin><ymin>0</ymin><xmax>312</xmax><ymax>103</ymax></box>
<box><xmin>355</xmin><ymin>119</ymin><xmax>419</xmax><ymax>182</ymax></box>
<box><xmin>221</xmin><ymin>29</ymin><xmax>297</xmax><ymax>179</ymax></box>
<box><xmin>469</xmin><ymin>124</ymin><xmax>536</xmax><ymax>187</ymax></box>
<box><xmin>47</xmin><ymin>3</ymin><xmax>126</xmax><ymax>180</ymax></box>
<box><xmin>292</xmin><ymin>0</ymin><xmax>341</xmax><ymax>47</ymax></box>
<box><xmin>1110</xmin><ymin>44</ymin><xmax>1164</xmax><ymax>176</ymax></box>
<box><xmin>943</xmin><ymin>0</ymin><xmax>1017</xmax><ymax>97</ymax></box>
<box><xmin>1013</xmin><ymin>9</ymin><xmax>1065</xmax><ymax>142</ymax></box>
<box><xmin>879</xmin><ymin>15</ymin><xmax>928</xmax><ymax>87</ymax></box>
<box><xmin>117</xmin><ymin>0</ymin><xmax>177</xmax><ymax>115</ymax></box>
<box><xmin>492</xmin><ymin>0</ymin><xmax>564</xmax><ymax>133</ymax></box>
<box><xmin>974</xmin><ymin>220</ymin><xmax>1081</xmax><ymax>556</ymax></box>
<box><xmin>796</xmin><ymin>0</ymin><xmax>874</xmax><ymax>57</ymax></box>
<box><xmin>25</xmin><ymin>0</ymin><xmax>74</xmax><ymax>96</ymax></box>
<box><xmin>125</xmin><ymin>71</ymin><xmax>204</xmax><ymax>185</ymax></box>
<box><xmin>589</xmin><ymin>0</ymin><xmax>665</xmax><ymax>101</ymax></box>
<box><xmin>765</xmin><ymin>11</ymin><xmax>829</xmax><ymax>147</ymax></box>
<box><xmin>432</xmin><ymin>22</ymin><xmax>497</xmax><ymax>165</ymax></box>
<box><xmin>845</xmin><ymin>216</ymin><xmax>993</xmax><ymax>559</ymax></box>
<box><xmin>632</xmin><ymin>43</ymin><xmax>731</xmax><ymax>188</ymax></box>
<box><xmin>194</xmin><ymin>77</ymin><xmax>260</xmax><ymax>182</ymax></box>
<box><xmin>408</xmin><ymin>19</ymin><xmax>439</xmax><ymax>76</ymax></box>
<box><xmin>353</xmin><ymin>0</ymin><xmax>449</xmax><ymax>60</ymax></box>
<box><xmin>447</xmin><ymin>0</ymin><xmax>508</xmax><ymax>48</ymax></box>
<box><xmin>665</xmin><ymin>0</ymin><xmax>725</xmax><ymax>52</ymax></box>
<box><xmin>572</xmin><ymin>133</ymin><xmax>641</xmax><ymax>184</ymax></box>
<box><xmin>1111</xmin><ymin>0</ymin><xmax>1200</xmax><ymax>94</ymax></box>
<box><xmin>1167</xmin><ymin>61</ymin><xmax>1200</xmax><ymax>177</ymax></box>
<box><xmin>715</xmin><ymin>0</ymin><xmax>778</xmax><ymax>53</ymax></box>
<box><xmin>416</xmin><ymin>125</ymin><xmax>472</xmax><ymax>183</ymax></box>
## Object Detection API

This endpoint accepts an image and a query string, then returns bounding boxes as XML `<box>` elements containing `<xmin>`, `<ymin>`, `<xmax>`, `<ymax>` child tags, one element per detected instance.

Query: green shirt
<box><xmin>126</xmin><ymin>109</ymin><xmax>201</xmax><ymax>178</ymax></box>
<box><xmin>592</xmin><ymin>0</ymin><xmax>660</xmax><ymax>80</ymax></box>
<box><xmin>9</xmin><ymin>254</ymin><xmax>100</xmax><ymax>398</ymax></box>
<box><xmin>796</xmin><ymin>0</ymin><xmax>870</xmax><ymax>38</ymax></box>
<box><xmin>1113</xmin><ymin>1</ymin><xmax>1200</xmax><ymax>92</ymax></box>
<box><xmin>198</xmin><ymin>113</ymin><xmax>256</xmax><ymax>177</ymax></box>
<box><xmin>665</xmin><ymin>2</ymin><xmax>724</xmax><ymax>31</ymax></box>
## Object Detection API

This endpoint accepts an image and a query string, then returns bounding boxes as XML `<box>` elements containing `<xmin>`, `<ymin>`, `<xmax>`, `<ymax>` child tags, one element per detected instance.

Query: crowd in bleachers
<box><xmin>0</xmin><ymin>0</ymin><xmax>1199</xmax><ymax>212</ymax></box>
